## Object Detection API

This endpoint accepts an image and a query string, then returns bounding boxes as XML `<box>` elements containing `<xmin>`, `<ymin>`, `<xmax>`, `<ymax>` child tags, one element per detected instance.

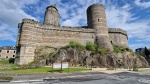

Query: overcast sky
<box><xmin>0</xmin><ymin>0</ymin><xmax>150</xmax><ymax>50</ymax></box>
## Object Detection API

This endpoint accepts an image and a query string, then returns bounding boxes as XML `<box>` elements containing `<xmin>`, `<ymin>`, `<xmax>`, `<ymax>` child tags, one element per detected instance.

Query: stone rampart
<box><xmin>16</xmin><ymin>19</ymin><xmax>96</xmax><ymax>65</ymax></box>
<box><xmin>108</xmin><ymin>28</ymin><xmax>128</xmax><ymax>47</ymax></box>
<box><xmin>108</xmin><ymin>28</ymin><xmax>128</xmax><ymax>38</ymax></box>
<box><xmin>16</xmin><ymin>3</ymin><xmax>129</xmax><ymax>65</ymax></box>
<box><xmin>21</xmin><ymin>19</ymin><xmax>95</xmax><ymax>33</ymax></box>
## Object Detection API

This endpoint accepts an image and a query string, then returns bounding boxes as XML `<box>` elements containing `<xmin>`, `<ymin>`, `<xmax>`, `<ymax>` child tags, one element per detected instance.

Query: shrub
<box><xmin>133</xmin><ymin>64</ymin><xmax>139</xmax><ymax>71</ymax></box>
<box><xmin>61</xmin><ymin>45</ymin><xmax>70</xmax><ymax>49</ymax></box>
<box><xmin>9</xmin><ymin>58</ymin><xmax>15</xmax><ymax>63</ymax></box>
<box><xmin>96</xmin><ymin>47</ymin><xmax>109</xmax><ymax>54</ymax></box>
<box><xmin>126</xmin><ymin>48</ymin><xmax>133</xmax><ymax>52</ymax></box>
<box><xmin>69</xmin><ymin>41</ymin><xmax>85</xmax><ymax>50</ymax></box>
<box><xmin>85</xmin><ymin>42</ymin><xmax>97</xmax><ymax>51</ymax></box>
<box><xmin>113</xmin><ymin>44</ymin><xmax>132</xmax><ymax>53</ymax></box>
<box><xmin>61</xmin><ymin>41</ymin><xmax>85</xmax><ymax>50</ymax></box>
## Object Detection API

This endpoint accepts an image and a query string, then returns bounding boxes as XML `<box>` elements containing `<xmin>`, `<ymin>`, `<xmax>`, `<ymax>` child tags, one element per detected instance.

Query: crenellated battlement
<box><xmin>108</xmin><ymin>28</ymin><xmax>127</xmax><ymax>36</ymax></box>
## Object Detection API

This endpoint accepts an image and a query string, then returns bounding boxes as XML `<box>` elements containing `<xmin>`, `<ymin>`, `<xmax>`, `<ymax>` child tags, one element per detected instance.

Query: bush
<box><xmin>61</xmin><ymin>41</ymin><xmax>110</xmax><ymax>54</ymax></box>
<box><xmin>133</xmin><ymin>64</ymin><xmax>139</xmax><ymax>71</ymax></box>
<box><xmin>85</xmin><ymin>42</ymin><xmax>97</xmax><ymax>51</ymax></box>
<box><xmin>126</xmin><ymin>48</ymin><xmax>133</xmax><ymax>52</ymax></box>
<box><xmin>113</xmin><ymin>44</ymin><xmax>132</xmax><ymax>53</ymax></box>
<box><xmin>96</xmin><ymin>47</ymin><xmax>109</xmax><ymax>54</ymax></box>
<box><xmin>61</xmin><ymin>45</ymin><xmax>70</xmax><ymax>49</ymax></box>
<box><xmin>61</xmin><ymin>41</ymin><xmax>85</xmax><ymax>50</ymax></box>
<box><xmin>69</xmin><ymin>41</ymin><xmax>85</xmax><ymax>50</ymax></box>
<box><xmin>9</xmin><ymin>58</ymin><xmax>15</xmax><ymax>63</ymax></box>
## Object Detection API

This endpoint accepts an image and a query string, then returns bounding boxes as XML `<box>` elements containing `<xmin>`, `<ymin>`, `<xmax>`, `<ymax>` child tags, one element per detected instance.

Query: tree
<box><xmin>144</xmin><ymin>47</ymin><xmax>150</xmax><ymax>57</ymax></box>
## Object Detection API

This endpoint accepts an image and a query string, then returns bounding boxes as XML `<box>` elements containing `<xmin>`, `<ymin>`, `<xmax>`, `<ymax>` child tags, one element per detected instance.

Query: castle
<box><xmin>15</xmin><ymin>4</ymin><xmax>128</xmax><ymax>65</ymax></box>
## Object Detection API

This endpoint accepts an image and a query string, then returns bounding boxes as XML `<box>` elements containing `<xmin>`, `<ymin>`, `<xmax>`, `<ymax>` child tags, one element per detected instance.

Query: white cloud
<box><xmin>31</xmin><ymin>0</ymin><xmax>150</xmax><ymax>50</ymax></box>
<box><xmin>0</xmin><ymin>0</ymin><xmax>38</xmax><ymax>42</ymax></box>
<box><xmin>0</xmin><ymin>0</ymin><xmax>150</xmax><ymax>50</ymax></box>
<box><xmin>129</xmin><ymin>43</ymin><xmax>150</xmax><ymax>51</ymax></box>
<box><xmin>0</xmin><ymin>23</ymin><xmax>16</xmax><ymax>41</ymax></box>
<box><xmin>105</xmin><ymin>2</ymin><xmax>150</xmax><ymax>50</ymax></box>
<box><xmin>135</xmin><ymin>0</ymin><xmax>150</xmax><ymax>8</ymax></box>
<box><xmin>106</xmin><ymin>3</ymin><xmax>150</xmax><ymax>43</ymax></box>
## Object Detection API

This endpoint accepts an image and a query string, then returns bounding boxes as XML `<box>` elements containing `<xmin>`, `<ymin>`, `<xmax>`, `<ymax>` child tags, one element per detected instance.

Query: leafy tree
<box><xmin>144</xmin><ymin>47</ymin><xmax>150</xmax><ymax>57</ymax></box>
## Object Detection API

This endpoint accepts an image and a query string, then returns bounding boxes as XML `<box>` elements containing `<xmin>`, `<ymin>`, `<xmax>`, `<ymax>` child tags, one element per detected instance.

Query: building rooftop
<box><xmin>0</xmin><ymin>46</ymin><xmax>16</xmax><ymax>50</ymax></box>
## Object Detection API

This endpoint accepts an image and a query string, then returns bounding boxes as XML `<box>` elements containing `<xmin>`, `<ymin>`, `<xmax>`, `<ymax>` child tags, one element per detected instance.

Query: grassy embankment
<box><xmin>0</xmin><ymin>60</ymin><xmax>89</xmax><ymax>81</ymax></box>
<box><xmin>0</xmin><ymin>60</ymin><xmax>19</xmax><ymax>70</ymax></box>
<box><xmin>0</xmin><ymin>60</ymin><xmax>89</xmax><ymax>74</ymax></box>
<box><xmin>0</xmin><ymin>67</ymin><xmax>89</xmax><ymax>74</ymax></box>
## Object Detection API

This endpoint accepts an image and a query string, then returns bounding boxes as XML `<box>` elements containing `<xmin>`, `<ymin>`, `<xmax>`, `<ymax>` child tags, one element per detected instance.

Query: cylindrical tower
<box><xmin>44</xmin><ymin>4</ymin><xmax>60</xmax><ymax>27</ymax></box>
<box><xmin>87</xmin><ymin>3</ymin><xmax>113</xmax><ymax>51</ymax></box>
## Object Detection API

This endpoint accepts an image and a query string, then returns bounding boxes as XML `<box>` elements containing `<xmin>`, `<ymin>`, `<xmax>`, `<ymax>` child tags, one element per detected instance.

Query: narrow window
<box><xmin>14</xmin><ymin>51</ymin><xmax>15</xmax><ymax>53</ymax></box>
<box><xmin>98</xmin><ymin>19</ymin><xmax>100</xmax><ymax>22</ymax></box>
<box><xmin>110</xmin><ymin>41</ymin><xmax>113</xmax><ymax>44</ymax></box>
<box><xmin>13</xmin><ymin>55</ymin><xmax>15</xmax><ymax>57</ymax></box>
<box><xmin>6</xmin><ymin>56</ymin><xmax>8</xmax><ymax>59</ymax></box>
<box><xmin>7</xmin><ymin>50</ymin><xmax>9</xmax><ymax>53</ymax></box>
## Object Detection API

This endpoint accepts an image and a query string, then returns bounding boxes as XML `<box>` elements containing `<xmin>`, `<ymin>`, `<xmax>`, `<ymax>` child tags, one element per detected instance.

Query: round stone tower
<box><xmin>44</xmin><ymin>4</ymin><xmax>60</xmax><ymax>27</ymax></box>
<box><xmin>87</xmin><ymin>3</ymin><xmax>113</xmax><ymax>51</ymax></box>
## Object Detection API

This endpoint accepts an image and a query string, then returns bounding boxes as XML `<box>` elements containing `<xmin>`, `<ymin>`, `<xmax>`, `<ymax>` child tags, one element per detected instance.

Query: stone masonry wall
<box><xmin>16</xmin><ymin>19</ymin><xmax>96</xmax><ymax>65</ymax></box>
<box><xmin>16</xmin><ymin>19</ymin><xmax>128</xmax><ymax>65</ymax></box>
<box><xmin>19</xmin><ymin>19</ymin><xmax>95</xmax><ymax>47</ymax></box>
<box><xmin>108</xmin><ymin>28</ymin><xmax>128</xmax><ymax>47</ymax></box>
<box><xmin>87</xmin><ymin>4</ymin><xmax>113</xmax><ymax>51</ymax></box>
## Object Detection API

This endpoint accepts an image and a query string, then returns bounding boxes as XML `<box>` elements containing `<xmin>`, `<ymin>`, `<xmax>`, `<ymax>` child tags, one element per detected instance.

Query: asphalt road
<box><xmin>43</xmin><ymin>72</ymin><xmax>150</xmax><ymax>84</ymax></box>
<box><xmin>1</xmin><ymin>71</ymin><xmax>150</xmax><ymax>84</ymax></box>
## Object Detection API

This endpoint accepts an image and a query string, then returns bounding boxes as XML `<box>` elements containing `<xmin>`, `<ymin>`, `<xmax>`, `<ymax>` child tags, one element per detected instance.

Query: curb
<box><xmin>10</xmin><ymin>79</ymin><xmax>44</xmax><ymax>83</ymax></box>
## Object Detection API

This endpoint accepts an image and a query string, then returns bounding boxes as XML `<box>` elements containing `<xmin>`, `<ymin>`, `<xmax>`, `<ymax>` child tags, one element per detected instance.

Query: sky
<box><xmin>0</xmin><ymin>0</ymin><xmax>150</xmax><ymax>51</ymax></box>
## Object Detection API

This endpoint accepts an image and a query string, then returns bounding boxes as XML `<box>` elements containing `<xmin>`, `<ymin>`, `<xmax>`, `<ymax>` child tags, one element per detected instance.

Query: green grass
<box><xmin>0</xmin><ymin>67</ymin><xmax>89</xmax><ymax>74</ymax></box>
<box><xmin>0</xmin><ymin>60</ymin><xmax>9</xmax><ymax>64</ymax></box>
<box><xmin>0</xmin><ymin>60</ymin><xmax>19</xmax><ymax>69</ymax></box>
<box><xmin>10</xmin><ymin>64</ymin><xmax>20</xmax><ymax>69</ymax></box>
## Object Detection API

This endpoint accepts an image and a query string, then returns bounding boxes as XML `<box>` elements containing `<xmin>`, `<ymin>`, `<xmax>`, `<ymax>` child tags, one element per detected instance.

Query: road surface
<box><xmin>1</xmin><ymin>71</ymin><xmax>150</xmax><ymax>84</ymax></box>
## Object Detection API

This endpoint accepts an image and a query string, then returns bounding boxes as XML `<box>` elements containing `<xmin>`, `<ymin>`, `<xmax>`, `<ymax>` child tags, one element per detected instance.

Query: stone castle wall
<box><xmin>87</xmin><ymin>4</ymin><xmax>113</xmax><ymax>51</ymax></box>
<box><xmin>15</xmin><ymin>18</ymin><xmax>128</xmax><ymax>65</ymax></box>
<box><xmin>44</xmin><ymin>4</ymin><xmax>60</xmax><ymax>26</ymax></box>
<box><xmin>15</xmin><ymin>4</ymin><xmax>129</xmax><ymax>65</ymax></box>
<box><xmin>108</xmin><ymin>28</ymin><xmax>128</xmax><ymax>47</ymax></box>
<box><xmin>19</xmin><ymin>19</ymin><xmax>95</xmax><ymax>47</ymax></box>
<box><xmin>15</xmin><ymin>19</ymin><xmax>96</xmax><ymax>65</ymax></box>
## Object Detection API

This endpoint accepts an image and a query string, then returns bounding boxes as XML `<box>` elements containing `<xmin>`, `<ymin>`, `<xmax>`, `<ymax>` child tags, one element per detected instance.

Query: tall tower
<box><xmin>87</xmin><ymin>3</ymin><xmax>113</xmax><ymax>51</ymax></box>
<box><xmin>44</xmin><ymin>4</ymin><xmax>60</xmax><ymax>27</ymax></box>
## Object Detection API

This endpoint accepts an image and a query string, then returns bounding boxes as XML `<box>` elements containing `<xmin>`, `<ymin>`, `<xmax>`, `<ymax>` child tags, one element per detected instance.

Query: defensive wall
<box><xmin>108</xmin><ymin>28</ymin><xmax>128</xmax><ymax>47</ymax></box>
<box><xmin>15</xmin><ymin>3</ymin><xmax>128</xmax><ymax>65</ymax></box>
<box><xmin>15</xmin><ymin>18</ymin><xmax>128</xmax><ymax>65</ymax></box>
<box><xmin>17</xmin><ymin>19</ymin><xmax>128</xmax><ymax>48</ymax></box>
